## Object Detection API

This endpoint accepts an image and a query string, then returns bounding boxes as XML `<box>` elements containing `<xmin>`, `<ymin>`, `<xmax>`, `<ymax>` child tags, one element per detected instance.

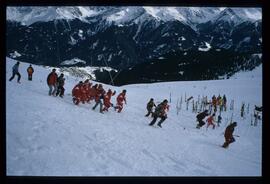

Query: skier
<box><xmin>72</xmin><ymin>81</ymin><xmax>84</xmax><ymax>105</ymax></box>
<box><xmin>102</xmin><ymin>89</ymin><xmax>116</xmax><ymax>112</ymax></box>
<box><xmin>47</xmin><ymin>68</ymin><xmax>58</xmax><ymax>96</ymax></box>
<box><xmin>9</xmin><ymin>61</ymin><xmax>21</xmax><ymax>83</ymax></box>
<box><xmin>92</xmin><ymin>84</ymin><xmax>106</xmax><ymax>113</ymax></box>
<box><xmin>148</xmin><ymin>99</ymin><xmax>169</xmax><ymax>128</ymax></box>
<box><xmin>114</xmin><ymin>89</ymin><xmax>127</xmax><ymax>113</ymax></box>
<box><xmin>222</xmin><ymin>122</ymin><xmax>237</xmax><ymax>148</ymax></box>
<box><xmin>212</xmin><ymin>95</ymin><xmax>217</xmax><ymax>112</ymax></box>
<box><xmin>81</xmin><ymin>79</ymin><xmax>91</xmax><ymax>103</ymax></box>
<box><xmin>196</xmin><ymin>110</ymin><xmax>209</xmax><ymax>129</ymax></box>
<box><xmin>206</xmin><ymin>113</ymin><xmax>216</xmax><ymax>129</ymax></box>
<box><xmin>217</xmin><ymin>115</ymin><xmax>222</xmax><ymax>127</ymax></box>
<box><xmin>223</xmin><ymin>95</ymin><xmax>227</xmax><ymax>111</ymax></box>
<box><xmin>55</xmin><ymin>73</ymin><xmax>65</xmax><ymax>98</ymax></box>
<box><xmin>89</xmin><ymin>84</ymin><xmax>98</xmax><ymax>102</ymax></box>
<box><xmin>83</xmin><ymin>79</ymin><xmax>92</xmax><ymax>103</ymax></box>
<box><xmin>217</xmin><ymin>95</ymin><xmax>221</xmax><ymax>106</ymax></box>
<box><xmin>219</xmin><ymin>97</ymin><xmax>223</xmax><ymax>111</ymax></box>
<box><xmin>26</xmin><ymin>64</ymin><xmax>34</xmax><ymax>81</ymax></box>
<box><xmin>145</xmin><ymin>98</ymin><xmax>156</xmax><ymax>117</ymax></box>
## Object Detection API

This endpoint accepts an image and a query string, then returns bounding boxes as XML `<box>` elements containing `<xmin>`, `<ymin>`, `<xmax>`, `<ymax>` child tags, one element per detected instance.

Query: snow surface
<box><xmin>9</xmin><ymin>51</ymin><xmax>22</xmax><ymax>58</ymax></box>
<box><xmin>6</xmin><ymin>57</ymin><xmax>262</xmax><ymax>176</ymax></box>
<box><xmin>198</xmin><ymin>42</ymin><xmax>211</xmax><ymax>52</ymax></box>
<box><xmin>60</xmin><ymin>58</ymin><xmax>86</xmax><ymax>66</ymax></box>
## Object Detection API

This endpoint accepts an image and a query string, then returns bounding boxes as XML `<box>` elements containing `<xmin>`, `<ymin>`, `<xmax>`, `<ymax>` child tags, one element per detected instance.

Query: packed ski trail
<box><xmin>6</xmin><ymin>58</ymin><xmax>262</xmax><ymax>176</ymax></box>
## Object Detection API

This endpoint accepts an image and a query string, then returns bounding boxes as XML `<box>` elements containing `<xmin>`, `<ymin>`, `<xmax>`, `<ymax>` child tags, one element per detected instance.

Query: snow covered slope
<box><xmin>6</xmin><ymin>57</ymin><xmax>262</xmax><ymax>176</ymax></box>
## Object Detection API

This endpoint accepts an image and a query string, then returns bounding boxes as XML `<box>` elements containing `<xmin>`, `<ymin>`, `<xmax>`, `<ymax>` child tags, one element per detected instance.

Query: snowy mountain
<box><xmin>6</xmin><ymin>6</ymin><xmax>262</xmax><ymax>85</ymax></box>
<box><xmin>6</xmin><ymin>57</ymin><xmax>262</xmax><ymax>176</ymax></box>
<box><xmin>7</xmin><ymin>7</ymin><xmax>261</xmax><ymax>27</ymax></box>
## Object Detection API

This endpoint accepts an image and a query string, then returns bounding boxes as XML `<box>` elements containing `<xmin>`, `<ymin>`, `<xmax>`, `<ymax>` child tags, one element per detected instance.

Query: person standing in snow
<box><xmin>47</xmin><ymin>68</ymin><xmax>58</xmax><ymax>96</ymax></box>
<box><xmin>145</xmin><ymin>98</ymin><xmax>156</xmax><ymax>117</ymax></box>
<box><xmin>222</xmin><ymin>122</ymin><xmax>237</xmax><ymax>148</ymax></box>
<box><xmin>55</xmin><ymin>73</ymin><xmax>65</xmax><ymax>98</ymax></box>
<box><xmin>27</xmin><ymin>64</ymin><xmax>34</xmax><ymax>81</ymax></box>
<box><xmin>149</xmin><ymin>99</ymin><xmax>169</xmax><ymax>128</ymax></box>
<box><xmin>92</xmin><ymin>84</ymin><xmax>106</xmax><ymax>113</ymax></box>
<box><xmin>223</xmin><ymin>95</ymin><xmax>227</xmax><ymax>111</ymax></box>
<box><xmin>114</xmin><ymin>89</ymin><xmax>127</xmax><ymax>113</ymax></box>
<box><xmin>206</xmin><ymin>113</ymin><xmax>216</xmax><ymax>129</ymax></box>
<box><xmin>9</xmin><ymin>61</ymin><xmax>21</xmax><ymax>83</ymax></box>
<box><xmin>212</xmin><ymin>95</ymin><xmax>217</xmax><ymax>112</ymax></box>
<box><xmin>83</xmin><ymin>79</ymin><xmax>92</xmax><ymax>103</ymax></box>
<box><xmin>196</xmin><ymin>110</ymin><xmax>209</xmax><ymax>129</ymax></box>
<box><xmin>217</xmin><ymin>115</ymin><xmax>222</xmax><ymax>127</ymax></box>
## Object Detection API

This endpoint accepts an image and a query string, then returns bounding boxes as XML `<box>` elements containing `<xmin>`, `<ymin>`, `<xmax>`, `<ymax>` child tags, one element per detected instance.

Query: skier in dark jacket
<box><xmin>196</xmin><ymin>110</ymin><xmax>209</xmax><ymax>129</ymax></box>
<box><xmin>9</xmin><ymin>61</ymin><xmax>21</xmax><ymax>83</ymax></box>
<box><xmin>92</xmin><ymin>84</ymin><xmax>106</xmax><ymax>113</ymax></box>
<box><xmin>149</xmin><ymin>99</ymin><xmax>169</xmax><ymax>128</ymax></box>
<box><xmin>55</xmin><ymin>73</ymin><xmax>65</xmax><ymax>97</ymax></box>
<box><xmin>223</xmin><ymin>95</ymin><xmax>227</xmax><ymax>111</ymax></box>
<box><xmin>145</xmin><ymin>98</ymin><xmax>156</xmax><ymax>117</ymax></box>
<box><xmin>27</xmin><ymin>64</ymin><xmax>34</xmax><ymax>81</ymax></box>
<box><xmin>217</xmin><ymin>115</ymin><xmax>222</xmax><ymax>127</ymax></box>
<box><xmin>222</xmin><ymin>122</ymin><xmax>237</xmax><ymax>148</ymax></box>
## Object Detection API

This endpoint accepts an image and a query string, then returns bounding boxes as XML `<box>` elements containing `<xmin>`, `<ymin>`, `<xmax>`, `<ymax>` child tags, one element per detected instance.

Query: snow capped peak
<box><xmin>142</xmin><ymin>7</ymin><xmax>186</xmax><ymax>22</ymax></box>
<box><xmin>7</xmin><ymin>6</ymin><xmax>261</xmax><ymax>26</ymax></box>
<box><xmin>107</xmin><ymin>9</ymin><xmax>127</xmax><ymax>22</ymax></box>
<box><xmin>6</xmin><ymin>6</ymin><xmax>102</xmax><ymax>25</ymax></box>
<box><xmin>212</xmin><ymin>7</ymin><xmax>261</xmax><ymax>25</ymax></box>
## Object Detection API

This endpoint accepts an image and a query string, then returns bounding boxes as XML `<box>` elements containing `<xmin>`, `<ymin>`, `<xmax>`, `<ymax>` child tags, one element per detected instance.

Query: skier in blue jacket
<box><xmin>9</xmin><ymin>61</ymin><xmax>21</xmax><ymax>83</ymax></box>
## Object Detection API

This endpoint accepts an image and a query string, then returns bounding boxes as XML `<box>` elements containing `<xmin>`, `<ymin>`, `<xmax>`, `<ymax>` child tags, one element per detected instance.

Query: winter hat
<box><xmin>150</xmin><ymin>98</ymin><xmax>154</xmax><ymax>101</ymax></box>
<box><xmin>123</xmin><ymin>89</ymin><xmax>127</xmax><ymax>93</ymax></box>
<box><xmin>163</xmin><ymin>99</ymin><xmax>168</xmax><ymax>103</ymax></box>
<box><xmin>232</xmin><ymin>122</ymin><xmax>237</xmax><ymax>126</ymax></box>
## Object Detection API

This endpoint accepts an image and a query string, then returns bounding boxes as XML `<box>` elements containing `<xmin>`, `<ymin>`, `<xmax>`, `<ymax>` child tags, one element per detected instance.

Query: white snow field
<box><xmin>6</xmin><ymin>57</ymin><xmax>262</xmax><ymax>176</ymax></box>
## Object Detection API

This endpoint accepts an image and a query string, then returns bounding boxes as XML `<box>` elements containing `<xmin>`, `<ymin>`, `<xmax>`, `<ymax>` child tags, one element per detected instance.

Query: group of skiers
<box><xmin>144</xmin><ymin>98</ymin><xmax>170</xmax><ymax>128</ymax></box>
<box><xmin>195</xmin><ymin>109</ymin><xmax>237</xmax><ymax>148</ymax></box>
<box><xmin>71</xmin><ymin>80</ymin><xmax>127</xmax><ymax>114</ymax></box>
<box><xmin>9</xmin><ymin>62</ymin><xmax>34</xmax><ymax>83</ymax></box>
<box><xmin>9</xmin><ymin>62</ymin><xmax>237</xmax><ymax>149</ymax></box>
<box><xmin>211</xmin><ymin>94</ymin><xmax>227</xmax><ymax>112</ymax></box>
<box><xmin>46</xmin><ymin>69</ymin><xmax>65</xmax><ymax>97</ymax></box>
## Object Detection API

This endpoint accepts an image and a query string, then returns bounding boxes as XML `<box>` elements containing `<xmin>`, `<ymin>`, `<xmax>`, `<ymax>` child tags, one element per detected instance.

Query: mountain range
<box><xmin>6</xmin><ymin>6</ymin><xmax>262</xmax><ymax>85</ymax></box>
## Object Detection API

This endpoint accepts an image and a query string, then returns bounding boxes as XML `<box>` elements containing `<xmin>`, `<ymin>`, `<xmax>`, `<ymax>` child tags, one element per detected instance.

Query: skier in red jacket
<box><xmin>206</xmin><ymin>113</ymin><xmax>216</xmax><ymax>129</ymax></box>
<box><xmin>72</xmin><ymin>81</ymin><xmax>84</xmax><ymax>105</ymax></box>
<box><xmin>102</xmin><ymin>89</ymin><xmax>116</xmax><ymax>112</ymax></box>
<box><xmin>114</xmin><ymin>90</ymin><xmax>127</xmax><ymax>113</ymax></box>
